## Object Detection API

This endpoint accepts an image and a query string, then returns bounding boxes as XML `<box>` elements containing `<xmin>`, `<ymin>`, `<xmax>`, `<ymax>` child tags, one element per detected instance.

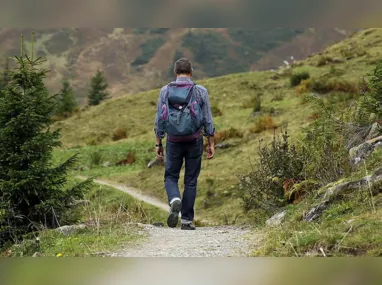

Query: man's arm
<box><xmin>154</xmin><ymin>87</ymin><xmax>166</xmax><ymax>159</ymax></box>
<box><xmin>199</xmin><ymin>86</ymin><xmax>215</xmax><ymax>159</ymax></box>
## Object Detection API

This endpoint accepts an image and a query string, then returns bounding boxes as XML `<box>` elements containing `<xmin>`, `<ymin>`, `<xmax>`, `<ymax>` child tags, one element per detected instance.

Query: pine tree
<box><xmin>365</xmin><ymin>61</ymin><xmax>382</xmax><ymax>119</ymax></box>
<box><xmin>0</xmin><ymin>58</ymin><xmax>10</xmax><ymax>93</ymax></box>
<box><xmin>55</xmin><ymin>79</ymin><xmax>77</xmax><ymax>118</ymax></box>
<box><xmin>87</xmin><ymin>69</ymin><xmax>109</xmax><ymax>106</ymax></box>
<box><xmin>0</xmin><ymin>35</ymin><xmax>92</xmax><ymax>247</ymax></box>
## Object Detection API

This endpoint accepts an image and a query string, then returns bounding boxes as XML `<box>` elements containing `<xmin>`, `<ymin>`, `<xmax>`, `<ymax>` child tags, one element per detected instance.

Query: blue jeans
<box><xmin>164</xmin><ymin>138</ymin><xmax>203</xmax><ymax>223</ymax></box>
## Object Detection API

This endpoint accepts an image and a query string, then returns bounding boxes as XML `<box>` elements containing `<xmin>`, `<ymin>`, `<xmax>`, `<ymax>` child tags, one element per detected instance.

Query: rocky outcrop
<box><xmin>349</xmin><ymin>135</ymin><xmax>382</xmax><ymax>165</ymax></box>
<box><xmin>55</xmin><ymin>224</ymin><xmax>87</xmax><ymax>236</ymax></box>
<box><xmin>304</xmin><ymin>201</ymin><xmax>330</xmax><ymax>222</ymax></box>
<box><xmin>265</xmin><ymin>211</ymin><xmax>286</xmax><ymax>227</ymax></box>
<box><xmin>215</xmin><ymin>143</ymin><xmax>235</xmax><ymax>149</ymax></box>
<box><xmin>304</xmin><ymin>167</ymin><xmax>382</xmax><ymax>222</ymax></box>
<box><xmin>366</xmin><ymin>122</ymin><xmax>381</xmax><ymax>141</ymax></box>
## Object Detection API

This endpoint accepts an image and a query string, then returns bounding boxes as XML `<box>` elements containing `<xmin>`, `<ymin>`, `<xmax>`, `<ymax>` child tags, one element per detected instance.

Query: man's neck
<box><xmin>176</xmin><ymin>74</ymin><xmax>191</xmax><ymax>79</ymax></box>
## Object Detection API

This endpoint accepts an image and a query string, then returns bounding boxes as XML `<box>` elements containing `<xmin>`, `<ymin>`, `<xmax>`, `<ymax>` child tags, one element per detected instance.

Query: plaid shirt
<box><xmin>154</xmin><ymin>77</ymin><xmax>215</xmax><ymax>139</ymax></box>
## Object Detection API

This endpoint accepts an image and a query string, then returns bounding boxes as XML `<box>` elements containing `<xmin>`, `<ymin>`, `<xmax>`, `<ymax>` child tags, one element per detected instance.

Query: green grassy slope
<box><xmin>53</xmin><ymin>28</ymin><xmax>382</xmax><ymax>226</ymax></box>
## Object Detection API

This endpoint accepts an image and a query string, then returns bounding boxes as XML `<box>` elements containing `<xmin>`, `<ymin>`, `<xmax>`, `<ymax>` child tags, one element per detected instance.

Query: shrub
<box><xmin>340</xmin><ymin>45</ymin><xmax>367</xmax><ymax>60</ymax></box>
<box><xmin>242</xmin><ymin>93</ymin><xmax>262</xmax><ymax>109</ymax></box>
<box><xmin>89</xmin><ymin>151</ymin><xmax>103</xmax><ymax>168</ymax></box>
<box><xmin>359</xmin><ymin>61</ymin><xmax>382</xmax><ymax>120</ymax></box>
<box><xmin>296</xmin><ymin>79</ymin><xmax>311</xmax><ymax>94</ymax></box>
<box><xmin>112</xmin><ymin>127</ymin><xmax>127</xmax><ymax>141</ymax></box>
<box><xmin>212</xmin><ymin>127</ymin><xmax>243</xmax><ymax>146</ymax></box>
<box><xmin>300</xmin><ymin>97</ymin><xmax>352</xmax><ymax>184</ymax></box>
<box><xmin>250</xmin><ymin>115</ymin><xmax>277</xmax><ymax>133</ymax></box>
<box><xmin>290</xmin><ymin>71</ymin><xmax>310</xmax><ymax>87</ymax></box>
<box><xmin>239</xmin><ymin>168</ymin><xmax>285</xmax><ymax>213</ymax></box>
<box><xmin>253</xmin><ymin>94</ymin><xmax>262</xmax><ymax>113</ymax></box>
<box><xmin>239</xmin><ymin>131</ymin><xmax>306</xmax><ymax>213</ymax></box>
<box><xmin>329</xmin><ymin>65</ymin><xmax>345</xmax><ymax>76</ymax></box>
<box><xmin>271</xmin><ymin>94</ymin><xmax>284</xmax><ymax>102</ymax></box>
<box><xmin>116</xmin><ymin>153</ymin><xmax>136</xmax><ymax>166</ymax></box>
<box><xmin>316</xmin><ymin>55</ymin><xmax>333</xmax><ymax>67</ymax></box>
<box><xmin>299</xmin><ymin>78</ymin><xmax>359</xmax><ymax>95</ymax></box>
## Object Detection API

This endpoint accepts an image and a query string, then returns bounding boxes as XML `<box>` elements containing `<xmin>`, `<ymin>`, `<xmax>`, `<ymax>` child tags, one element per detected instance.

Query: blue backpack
<box><xmin>158</xmin><ymin>82</ymin><xmax>203</xmax><ymax>137</ymax></box>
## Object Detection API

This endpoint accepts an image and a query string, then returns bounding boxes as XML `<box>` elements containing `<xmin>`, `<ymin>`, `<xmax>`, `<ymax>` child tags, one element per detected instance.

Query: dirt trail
<box><xmin>76</xmin><ymin>176</ymin><xmax>260</xmax><ymax>257</ymax></box>
<box><xmin>76</xmin><ymin>175</ymin><xmax>169</xmax><ymax>212</ymax></box>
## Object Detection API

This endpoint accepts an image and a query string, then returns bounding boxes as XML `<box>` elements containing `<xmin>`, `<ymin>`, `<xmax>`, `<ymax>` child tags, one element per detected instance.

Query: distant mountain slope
<box><xmin>0</xmin><ymin>28</ymin><xmax>355</xmax><ymax>103</ymax></box>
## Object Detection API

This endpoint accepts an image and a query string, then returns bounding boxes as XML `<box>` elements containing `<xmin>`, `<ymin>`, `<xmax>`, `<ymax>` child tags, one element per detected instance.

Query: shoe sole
<box><xmin>167</xmin><ymin>200</ymin><xmax>181</xmax><ymax>228</ymax></box>
<box><xmin>181</xmin><ymin>226</ymin><xmax>196</xmax><ymax>231</ymax></box>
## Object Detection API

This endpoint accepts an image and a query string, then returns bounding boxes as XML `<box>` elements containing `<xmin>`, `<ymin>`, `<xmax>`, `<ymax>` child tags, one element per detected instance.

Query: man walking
<box><xmin>154</xmin><ymin>58</ymin><xmax>215</xmax><ymax>230</ymax></box>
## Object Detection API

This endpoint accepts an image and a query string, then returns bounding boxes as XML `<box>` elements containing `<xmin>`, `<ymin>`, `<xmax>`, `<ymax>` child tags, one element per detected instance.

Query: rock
<box><xmin>271</xmin><ymin>74</ymin><xmax>280</xmax><ymax>80</ymax></box>
<box><xmin>77</xmin><ymin>165</ymin><xmax>89</xmax><ymax>171</ymax></box>
<box><xmin>147</xmin><ymin>157</ymin><xmax>165</xmax><ymax>168</ymax></box>
<box><xmin>266</xmin><ymin>211</ymin><xmax>286</xmax><ymax>227</ymax></box>
<box><xmin>32</xmin><ymin>252</ymin><xmax>43</xmax><ymax>257</ymax></box>
<box><xmin>323</xmin><ymin>167</ymin><xmax>382</xmax><ymax>200</ymax></box>
<box><xmin>332</xmin><ymin>57</ymin><xmax>344</xmax><ymax>63</ymax></box>
<box><xmin>304</xmin><ymin>201</ymin><xmax>330</xmax><ymax>222</ymax></box>
<box><xmin>136</xmin><ymin>223</ymin><xmax>155</xmax><ymax>229</ymax></box>
<box><xmin>349</xmin><ymin>135</ymin><xmax>382</xmax><ymax>165</ymax></box>
<box><xmin>102</xmin><ymin>161</ymin><xmax>111</xmax><ymax>167</ymax></box>
<box><xmin>215</xmin><ymin>143</ymin><xmax>235</xmax><ymax>149</ymax></box>
<box><xmin>349</xmin><ymin>142</ymin><xmax>373</xmax><ymax>164</ymax></box>
<box><xmin>323</xmin><ymin>176</ymin><xmax>371</xmax><ymax>200</ymax></box>
<box><xmin>309</xmin><ymin>167</ymin><xmax>382</xmax><ymax>221</ymax></box>
<box><xmin>366</xmin><ymin>122</ymin><xmax>381</xmax><ymax>140</ymax></box>
<box><xmin>370</xmin><ymin>167</ymin><xmax>382</xmax><ymax>183</ymax></box>
<box><xmin>55</xmin><ymin>224</ymin><xmax>87</xmax><ymax>236</ymax></box>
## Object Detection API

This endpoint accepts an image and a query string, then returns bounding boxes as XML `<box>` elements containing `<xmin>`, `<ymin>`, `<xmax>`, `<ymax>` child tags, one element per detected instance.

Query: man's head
<box><xmin>174</xmin><ymin>58</ymin><xmax>193</xmax><ymax>77</ymax></box>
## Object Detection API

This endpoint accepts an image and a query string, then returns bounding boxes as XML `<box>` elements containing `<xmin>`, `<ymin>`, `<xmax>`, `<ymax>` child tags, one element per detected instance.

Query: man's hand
<box><xmin>156</xmin><ymin>146</ymin><xmax>164</xmax><ymax>159</ymax></box>
<box><xmin>155</xmin><ymin>137</ymin><xmax>164</xmax><ymax>159</ymax></box>
<box><xmin>207</xmin><ymin>144</ymin><xmax>214</xmax><ymax>159</ymax></box>
<box><xmin>206</xmin><ymin>136</ymin><xmax>215</xmax><ymax>159</ymax></box>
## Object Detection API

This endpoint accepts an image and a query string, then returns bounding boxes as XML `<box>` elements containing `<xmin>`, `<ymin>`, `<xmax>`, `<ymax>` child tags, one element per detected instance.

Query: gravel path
<box><xmin>109</xmin><ymin>224</ymin><xmax>256</xmax><ymax>257</ymax></box>
<box><xmin>77</xmin><ymin>176</ymin><xmax>260</xmax><ymax>257</ymax></box>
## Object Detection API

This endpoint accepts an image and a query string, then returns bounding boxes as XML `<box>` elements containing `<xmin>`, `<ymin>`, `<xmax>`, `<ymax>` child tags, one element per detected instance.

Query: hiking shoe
<box><xmin>167</xmin><ymin>200</ymin><xmax>181</xmax><ymax>228</ymax></box>
<box><xmin>181</xmin><ymin>223</ymin><xmax>196</xmax><ymax>230</ymax></box>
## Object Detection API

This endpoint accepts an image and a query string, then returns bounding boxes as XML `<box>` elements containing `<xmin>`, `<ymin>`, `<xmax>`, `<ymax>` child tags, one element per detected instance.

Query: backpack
<box><xmin>158</xmin><ymin>82</ymin><xmax>203</xmax><ymax>137</ymax></box>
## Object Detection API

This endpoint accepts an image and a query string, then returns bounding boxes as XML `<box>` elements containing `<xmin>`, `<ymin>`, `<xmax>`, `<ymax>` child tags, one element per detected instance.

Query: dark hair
<box><xmin>174</xmin><ymin>58</ymin><xmax>193</xmax><ymax>75</ymax></box>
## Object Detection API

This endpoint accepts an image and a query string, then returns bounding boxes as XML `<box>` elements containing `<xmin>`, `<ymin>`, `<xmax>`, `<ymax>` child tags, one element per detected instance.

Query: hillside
<box><xmin>51</xmin><ymin>28</ymin><xmax>382</xmax><ymax>256</ymax></box>
<box><xmin>0</xmin><ymin>28</ymin><xmax>355</xmax><ymax>103</ymax></box>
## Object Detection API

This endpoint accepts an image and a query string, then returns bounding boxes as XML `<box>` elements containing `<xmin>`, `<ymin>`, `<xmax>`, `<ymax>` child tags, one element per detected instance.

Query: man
<box><xmin>154</xmin><ymin>58</ymin><xmax>215</xmax><ymax>230</ymax></box>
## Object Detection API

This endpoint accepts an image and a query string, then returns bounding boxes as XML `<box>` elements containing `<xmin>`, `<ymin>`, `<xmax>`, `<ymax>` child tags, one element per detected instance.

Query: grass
<box><xmin>1</xmin><ymin>180</ymin><xmax>167</xmax><ymax>257</ymax></box>
<box><xmin>50</xmin><ymin>28</ymin><xmax>382</xmax><ymax>229</ymax></box>
<box><xmin>252</xmin><ymin>193</ymin><xmax>382</xmax><ymax>257</ymax></box>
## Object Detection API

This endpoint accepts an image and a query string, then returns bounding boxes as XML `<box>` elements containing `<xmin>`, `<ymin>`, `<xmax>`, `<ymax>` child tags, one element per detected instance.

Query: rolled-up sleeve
<box><xmin>199</xmin><ymin>86</ymin><xmax>215</xmax><ymax>137</ymax></box>
<box><xmin>154</xmin><ymin>87</ymin><xmax>167</xmax><ymax>139</ymax></box>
